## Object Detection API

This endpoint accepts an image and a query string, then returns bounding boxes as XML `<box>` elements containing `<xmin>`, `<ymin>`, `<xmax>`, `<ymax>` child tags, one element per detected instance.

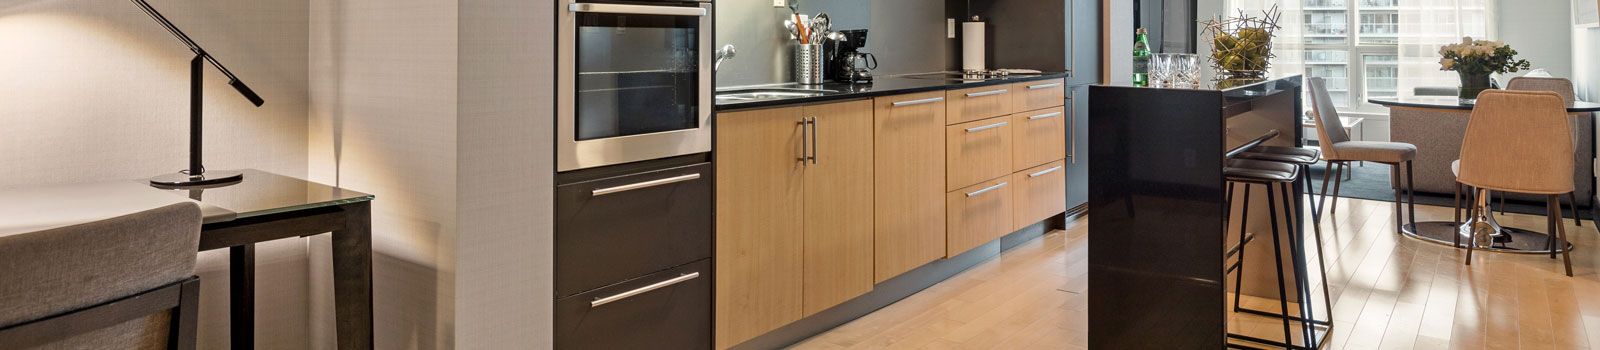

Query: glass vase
<box><xmin>1458</xmin><ymin>71</ymin><xmax>1492</xmax><ymax>101</ymax></box>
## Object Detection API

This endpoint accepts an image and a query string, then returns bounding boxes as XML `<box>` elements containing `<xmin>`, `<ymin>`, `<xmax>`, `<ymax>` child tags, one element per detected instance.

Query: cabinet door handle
<box><xmin>966</xmin><ymin>182</ymin><xmax>1008</xmax><ymax>197</ymax></box>
<box><xmin>797</xmin><ymin>118</ymin><xmax>811</xmax><ymax>163</ymax></box>
<box><xmin>592</xmin><ymin>174</ymin><xmax>702</xmax><ymax>196</ymax></box>
<box><xmin>892</xmin><ymin>97</ymin><xmax>945</xmax><ymax>107</ymax></box>
<box><xmin>1029</xmin><ymin>166</ymin><xmax>1064</xmax><ymax>177</ymax></box>
<box><xmin>1028</xmin><ymin>82</ymin><xmax>1062</xmax><ymax>90</ymax></box>
<box><xmin>591</xmin><ymin>272</ymin><xmax>700</xmax><ymax>308</ymax></box>
<box><xmin>808</xmin><ymin>117</ymin><xmax>819</xmax><ymax>165</ymax></box>
<box><xmin>1028</xmin><ymin>112</ymin><xmax>1063</xmax><ymax>120</ymax></box>
<box><xmin>570</xmin><ymin>3</ymin><xmax>707</xmax><ymax>16</ymax></box>
<box><xmin>965</xmin><ymin>121</ymin><xmax>1009</xmax><ymax>133</ymax></box>
<box><xmin>965</xmin><ymin>89</ymin><xmax>1009</xmax><ymax>98</ymax></box>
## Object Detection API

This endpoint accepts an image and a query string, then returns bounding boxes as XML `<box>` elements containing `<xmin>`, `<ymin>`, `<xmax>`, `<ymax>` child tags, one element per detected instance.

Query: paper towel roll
<box><xmin>963</xmin><ymin>21</ymin><xmax>985</xmax><ymax>72</ymax></box>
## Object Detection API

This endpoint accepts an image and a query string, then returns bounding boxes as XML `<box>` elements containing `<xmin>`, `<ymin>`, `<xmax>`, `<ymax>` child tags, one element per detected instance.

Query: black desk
<box><xmin>0</xmin><ymin>169</ymin><xmax>374</xmax><ymax>349</ymax></box>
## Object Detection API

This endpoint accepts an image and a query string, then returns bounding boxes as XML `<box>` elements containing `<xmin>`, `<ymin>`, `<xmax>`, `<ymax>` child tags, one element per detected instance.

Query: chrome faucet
<box><xmin>715</xmin><ymin>44</ymin><xmax>737</xmax><ymax>71</ymax></box>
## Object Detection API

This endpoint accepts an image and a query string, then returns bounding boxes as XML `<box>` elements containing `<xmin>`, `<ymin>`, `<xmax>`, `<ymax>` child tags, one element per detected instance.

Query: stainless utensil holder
<box><xmin>794</xmin><ymin>44</ymin><xmax>824</xmax><ymax>85</ymax></box>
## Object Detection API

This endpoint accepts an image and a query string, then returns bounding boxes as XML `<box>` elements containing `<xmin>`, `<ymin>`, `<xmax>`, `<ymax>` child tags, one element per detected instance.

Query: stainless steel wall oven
<box><xmin>558</xmin><ymin>0</ymin><xmax>713</xmax><ymax>172</ymax></box>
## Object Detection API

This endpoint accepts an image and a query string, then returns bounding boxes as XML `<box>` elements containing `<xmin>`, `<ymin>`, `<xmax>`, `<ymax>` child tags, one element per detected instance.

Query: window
<box><xmin>1228</xmin><ymin>0</ymin><xmax>1491</xmax><ymax>113</ymax></box>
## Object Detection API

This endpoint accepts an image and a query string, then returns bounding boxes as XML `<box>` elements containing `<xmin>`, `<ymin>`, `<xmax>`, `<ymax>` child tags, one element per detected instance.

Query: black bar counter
<box><xmin>1087</xmin><ymin>75</ymin><xmax>1305</xmax><ymax>349</ymax></box>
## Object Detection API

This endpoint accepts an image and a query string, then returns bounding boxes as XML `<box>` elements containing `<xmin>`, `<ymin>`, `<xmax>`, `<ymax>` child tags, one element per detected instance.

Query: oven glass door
<box><xmin>574</xmin><ymin>10</ymin><xmax>701</xmax><ymax>141</ymax></box>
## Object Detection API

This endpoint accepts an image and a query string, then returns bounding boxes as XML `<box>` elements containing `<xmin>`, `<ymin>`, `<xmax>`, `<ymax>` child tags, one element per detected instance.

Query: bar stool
<box><xmin>1223</xmin><ymin>132</ymin><xmax>1328</xmax><ymax>349</ymax></box>
<box><xmin>1235</xmin><ymin>144</ymin><xmax>1335</xmax><ymax>335</ymax></box>
<box><xmin>1453</xmin><ymin>90</ymin><xmax>1578</xmax><ymax>276</ymax></box>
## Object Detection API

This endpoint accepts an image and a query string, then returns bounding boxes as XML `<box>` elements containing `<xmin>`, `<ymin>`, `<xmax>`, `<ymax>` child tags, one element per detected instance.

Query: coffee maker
<box><xmin>827</xmin><ymin>29</ymin><xmax>876</xmax><ymax>83</ymax></box>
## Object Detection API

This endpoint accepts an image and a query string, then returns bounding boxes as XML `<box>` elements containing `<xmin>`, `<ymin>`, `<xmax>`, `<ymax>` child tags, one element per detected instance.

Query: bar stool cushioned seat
<box><xmin>1237</xmin><ymin>146</ymin><xmax>1320</xmax><ymax>164</ymax></box>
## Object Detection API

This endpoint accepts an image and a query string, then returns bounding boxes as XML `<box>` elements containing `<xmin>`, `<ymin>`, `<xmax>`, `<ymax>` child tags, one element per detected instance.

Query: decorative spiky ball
<box><xmin>1200</xmin><ymin>5</ymin><xmax>1282</xmax><ymax>76</ymax></box>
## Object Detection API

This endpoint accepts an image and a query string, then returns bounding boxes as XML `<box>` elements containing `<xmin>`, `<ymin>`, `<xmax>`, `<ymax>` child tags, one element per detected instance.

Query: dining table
<box><xmin>1370</xmin><ymin>96</ymin><xmax>1600</xmax><ymax>254</ymax></box>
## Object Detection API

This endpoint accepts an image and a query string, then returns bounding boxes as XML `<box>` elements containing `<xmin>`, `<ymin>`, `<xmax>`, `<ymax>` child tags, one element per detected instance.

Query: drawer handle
<box><xmin>592</xmin><ymin>174</ymin><xmax>702</xmax><ymax>196</ymax></box>
<box><xmin>892</xmin><ymin>97</ymin><xmax>945</xmax><ymax>107</ymax></box>
<box><xmin>1027</xmin><ymin>112</ymin><xmax>1063</xmax><ymax>120</ymax></box>
<box><xmin>1027</xmin><ymin>82</ymin><xmax>1063</xmax><ymax>90</ymax></box>
<box><xmin>965</xmin><ymin>89</ymin><xmax>1009</xmax><ymax>98</ymax></box>
<box><xmin>966</xmin><ymin>182</ymin><xmax>1008</xmax><ymax>197</ymax></box>
<box><xmin>591</xmin><ymin>272</ymin><xmax>701</xmax><ymax>308</ymax></box>
<box><xmin>965</xmin><ymin>121</ymin><xmax>1009</xmax><ymax>133</ymax></box>
<box><xmin>1028</xmin><ymin>166</ymin><xmax>1064</xmax><ymax>177</ymax></box>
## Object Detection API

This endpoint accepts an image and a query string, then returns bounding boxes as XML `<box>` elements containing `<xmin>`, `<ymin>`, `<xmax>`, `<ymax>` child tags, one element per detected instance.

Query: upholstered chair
<box><xmin>1455</xmin><ymin>90</ymin><xmax>1577</xmax><ymax>276</ymax></box>
<box><xmin>0</xmin><ymin>203</ymin><xmax>203</xmax><ymax>349</ymax></box>
<box><xmin>1506</xmin><ymin>76</ymin><xmax>1593</xmax><ymax>224</ymax></box>
<box><xmin>1308</xmin><ymin>77</ymin><xmax>1419</xmax><ymax>234</ymax></box>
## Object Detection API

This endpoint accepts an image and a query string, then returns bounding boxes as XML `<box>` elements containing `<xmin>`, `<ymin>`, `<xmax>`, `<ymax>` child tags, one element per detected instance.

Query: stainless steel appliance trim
<box><xmin>591</xmin><ymin>173</ymin><xmax>703</xmax><ymax>196</ymax></box>
<box><xmin>892</xmin><ymin>97</ymin><xmax>945</xmax><ymax>107</ymax></box>
<box><xmin>590</xmin><ymin>272</ymin><xmax>701</xmax><ymax>308</ymax></box>
<box><xmin>569</xmin><ymin>3</ymin><xmax>707</xmax><ymax>16</ymax></box>
<box><xmin>1028</xmin><ymin>112</ymin><xmax>1063</xmax><ymax>120</ymax></box>
<box><xmin>965</xmin><ymin>89</ymin><xmax>1009</xmax><ymax>98</ymax></box>
<box><xmin>557</xmin><ymin>1</ymin><xmax>714</xmax><ymax>172</ymax></box>
<box><xmin>965</xmin><ymin>121</ymin><xmax>1008</xmax><ymax>133</ymax></box>
<box><xmin>966</xmin><ymin>182</ymin><xmax>1008</xmax><ymax>197</ymax></box>
<box><xmin>1028</xmin><ymin>166</ymin><xmax>1064</xmax><ymax>177</ymax></box>
<box><xmin>1028</xmin><ymin>82</ymin><xmax>1063</xmax><ymax>90</ymax></box>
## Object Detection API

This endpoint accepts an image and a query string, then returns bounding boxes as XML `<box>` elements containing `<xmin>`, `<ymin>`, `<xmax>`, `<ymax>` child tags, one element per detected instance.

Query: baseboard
<box><xmin>728</xmin><ymin>220</ymin><xmax>1055</xmax><ymax>350</ymax></box>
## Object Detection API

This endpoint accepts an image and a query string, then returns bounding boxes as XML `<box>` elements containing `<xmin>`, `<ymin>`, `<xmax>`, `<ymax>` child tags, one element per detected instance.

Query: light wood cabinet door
<box><xmin>873</xmin><ymin>92</ymin><xmax>949</xmax><ymax>283</ymax></box>
<box><xmin>947</xmin><ymin>85</ymin><xmax>1016</xmax><ymax>125</ymax></box>
<box><xmin>801</xmin><ymin>100</ymin><xmax>876</xmax><ymax>315</ymax></box>
<box><xmin>1012</xmin><ymin>106</ymin><xmax>1068</xmax><ymax>171</ymax></box>
<box><xmin>1013</xmin><ymin>160</ymin><xmax>1068</xmax><ymax>229</ymax></box>
<box><xmin>714</xmin><ymin>106</ymin><xmax>806</xmax><ymax>349</ymax></box>
<box><xmin>947</xmin><ymin>177</ymin><xmax>1015</xmax><ymax>257</ymax></box>
<box><xmin>947</xmin><ymin>116</ymin><xmax>1015</xmax><ymax>191</ymax></box>
<box><xmin>1012</xmin><ymin>79</ymin><xmax>1067</xmax><ymax>112</ymax></box>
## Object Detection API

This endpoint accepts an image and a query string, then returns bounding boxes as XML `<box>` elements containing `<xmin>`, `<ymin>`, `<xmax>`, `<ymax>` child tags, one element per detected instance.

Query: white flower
<box><xmin>1440</xmin><ymin>58</ymin><xmax>1456</xmax><ymax>70</ymax></box>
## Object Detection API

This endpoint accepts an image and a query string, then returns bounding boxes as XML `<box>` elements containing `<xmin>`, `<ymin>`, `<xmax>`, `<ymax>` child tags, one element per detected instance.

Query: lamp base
<box><xmin>150</xmin><ymin>170</ymin><xmax>244</xmax><ymax>189</ymax></box>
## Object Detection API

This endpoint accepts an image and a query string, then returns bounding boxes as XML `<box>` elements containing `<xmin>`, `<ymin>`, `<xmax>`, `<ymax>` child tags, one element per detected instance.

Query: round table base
<box><xmin>1402</xmin><ymin>222</ymin><xmax>1573</xmax><ymax>255</ymax></box>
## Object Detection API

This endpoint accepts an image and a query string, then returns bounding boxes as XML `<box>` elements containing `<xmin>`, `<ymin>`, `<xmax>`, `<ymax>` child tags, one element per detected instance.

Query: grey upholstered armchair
<box><xmin>0</xmin><ymin>203</ymin><xmax>203</xmax><ymax>349</ymax></box>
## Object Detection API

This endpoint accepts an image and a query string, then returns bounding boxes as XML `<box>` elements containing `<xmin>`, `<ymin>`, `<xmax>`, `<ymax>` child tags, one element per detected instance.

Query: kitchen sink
<box><xmin>715</xmin><ymin>88</ymin><xmax>836</xmax><ymax>103</ymax></box>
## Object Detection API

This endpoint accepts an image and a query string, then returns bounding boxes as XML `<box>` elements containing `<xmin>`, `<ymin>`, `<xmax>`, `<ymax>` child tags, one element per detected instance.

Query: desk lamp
<box><xmin>133</xmin><ymin>0</ymin><xmax>265</xmax><ymax>188</ymax></box>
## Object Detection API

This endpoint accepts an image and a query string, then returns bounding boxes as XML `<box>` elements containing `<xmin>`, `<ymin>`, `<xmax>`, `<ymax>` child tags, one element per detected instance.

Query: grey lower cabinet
<box><xmin>1066</xmin><ymin>85</ymin><xmax>1090</xmax><ymax>210</ymax></box>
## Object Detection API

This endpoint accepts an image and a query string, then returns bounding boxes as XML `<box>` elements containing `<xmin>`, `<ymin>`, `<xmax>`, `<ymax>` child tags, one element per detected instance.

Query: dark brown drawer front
<box><xmin>556</xmin><ymin>259</ymin><xmax>711</xmax><ymax>350</ymax></box>
<box><xmin>556</xmin><ymin>163</ymin><xmax>712</xmax><ymax>298</ymax></box>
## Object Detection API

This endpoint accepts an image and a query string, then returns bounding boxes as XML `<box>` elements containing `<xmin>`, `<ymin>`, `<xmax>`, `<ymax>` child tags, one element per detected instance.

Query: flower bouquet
<box><xmin>1438</xmin><ymin>37</ymin><xmax>1531</xmax><ymax>100</ymax></box>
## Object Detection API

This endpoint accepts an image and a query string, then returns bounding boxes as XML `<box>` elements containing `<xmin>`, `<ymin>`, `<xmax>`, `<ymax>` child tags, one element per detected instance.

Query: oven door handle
<box><xmin>569</xmin><ymin>3</ymin><xmax>707</xmax><ymax>16</ymax></box>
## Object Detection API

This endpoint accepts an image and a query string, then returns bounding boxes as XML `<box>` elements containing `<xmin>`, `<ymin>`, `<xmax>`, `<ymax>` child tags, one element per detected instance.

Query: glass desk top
<box><xmin>152</xmin><ymin>169</ymin><xmax>373</xmax><ymax>220</ymax></box>
<box><xmin>0</xmin><ymin>169</ymin><xmax>371</xmax><ymax>236</ymax></box>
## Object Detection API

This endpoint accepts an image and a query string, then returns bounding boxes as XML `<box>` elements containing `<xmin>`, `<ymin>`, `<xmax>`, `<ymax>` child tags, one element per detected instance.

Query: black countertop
<box><xmin>714</xmin><ymin>72</ymin><xmax>1070</xmax><ymax>111</ymax></box>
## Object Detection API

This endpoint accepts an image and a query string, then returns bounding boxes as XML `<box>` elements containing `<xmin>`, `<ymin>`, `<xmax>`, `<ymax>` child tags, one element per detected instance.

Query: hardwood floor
<box><xmin>791</xmin><ymin>197</ymin><xmax>1600</xmax><ymax>349</ymax></box>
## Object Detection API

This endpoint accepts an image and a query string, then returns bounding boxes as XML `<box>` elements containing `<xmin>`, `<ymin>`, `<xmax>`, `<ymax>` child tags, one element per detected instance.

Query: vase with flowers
<box><xmin>1438</xmin><ymin>37</ymin><xmax>1531</xmax><ymax>100</ymax></box>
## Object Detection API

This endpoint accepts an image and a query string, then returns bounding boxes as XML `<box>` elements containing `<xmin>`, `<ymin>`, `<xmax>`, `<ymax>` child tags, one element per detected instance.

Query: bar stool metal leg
<box><xmin>1265</xmin><ymin>185</ymin><xmax>1296</xmax><ymax>348</ymax></box>
<box><xmin>1232</xmin><ymin>184</ymin><xmax>1251</xmax><ymax>313</ymax></box>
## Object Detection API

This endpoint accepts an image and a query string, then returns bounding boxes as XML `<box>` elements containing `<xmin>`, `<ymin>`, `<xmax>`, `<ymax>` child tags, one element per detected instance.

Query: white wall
<box><xmin>1499</xmin><ymin>0</ymin><xmax>1573</xmax><ymax>79</ymax></box>
<box><xmin>308</xmin><ymin>0</ymin><xmax>553</xmax><ymax>348</ymax></box>
<box><xmin>0</xmin><ymin>0</ymin><xmax>311</xmax><ymax>348</ymax></box>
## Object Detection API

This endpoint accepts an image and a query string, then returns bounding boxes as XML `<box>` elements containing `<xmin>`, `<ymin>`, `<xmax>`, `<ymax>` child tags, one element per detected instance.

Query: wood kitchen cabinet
<box><xmin>714</xmin><ymin>100</ymin><xmax>874</xmax><ymax>348</ymax></box>
<box><xmin>872</xmin><ymin>92</ymin><xmax>948</xmax><ymax>283</ymax></box>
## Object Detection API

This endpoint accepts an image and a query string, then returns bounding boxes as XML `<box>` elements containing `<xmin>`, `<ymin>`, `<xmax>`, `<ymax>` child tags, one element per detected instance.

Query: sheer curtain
<box><xmin>1396</xmin><ymin>0</ymin><xmax>1494</xmax><ymax>97</ymax></box>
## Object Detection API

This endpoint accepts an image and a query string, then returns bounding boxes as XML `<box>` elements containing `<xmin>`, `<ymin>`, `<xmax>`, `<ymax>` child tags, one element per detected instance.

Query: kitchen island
<box><xmin>1087</xmin><ymin>75</ymin><xmax>1324</xmax><ymax>349</ymax></box>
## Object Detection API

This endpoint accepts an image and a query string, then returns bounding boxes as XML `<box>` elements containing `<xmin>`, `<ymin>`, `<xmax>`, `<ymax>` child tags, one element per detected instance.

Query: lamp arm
<box><xmin>131</xmin><ymin>0</ymin><xmax>264</xmax><ymax>107</ymax></box>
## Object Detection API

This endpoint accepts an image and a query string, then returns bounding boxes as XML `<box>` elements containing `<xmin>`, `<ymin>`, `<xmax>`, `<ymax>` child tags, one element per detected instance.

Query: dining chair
<box><xmin>1507</xmin><ymin>76</ymin><xmax>1590</xmax><ymax>228</ymax></box>
<box><xmin>0</xmin><ymin>203</ymin><xmax>203</xmax><ymax>349</ymax></box>
<box><xmin>1454</xmin><ymin>90</ymin><xmax>1577</xmax><ymax>276</ymax></box>
<box><xmin>1308</xmin><ymin>77</ymin><xmax>1419</xmax><ymax>234</ymax></box>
